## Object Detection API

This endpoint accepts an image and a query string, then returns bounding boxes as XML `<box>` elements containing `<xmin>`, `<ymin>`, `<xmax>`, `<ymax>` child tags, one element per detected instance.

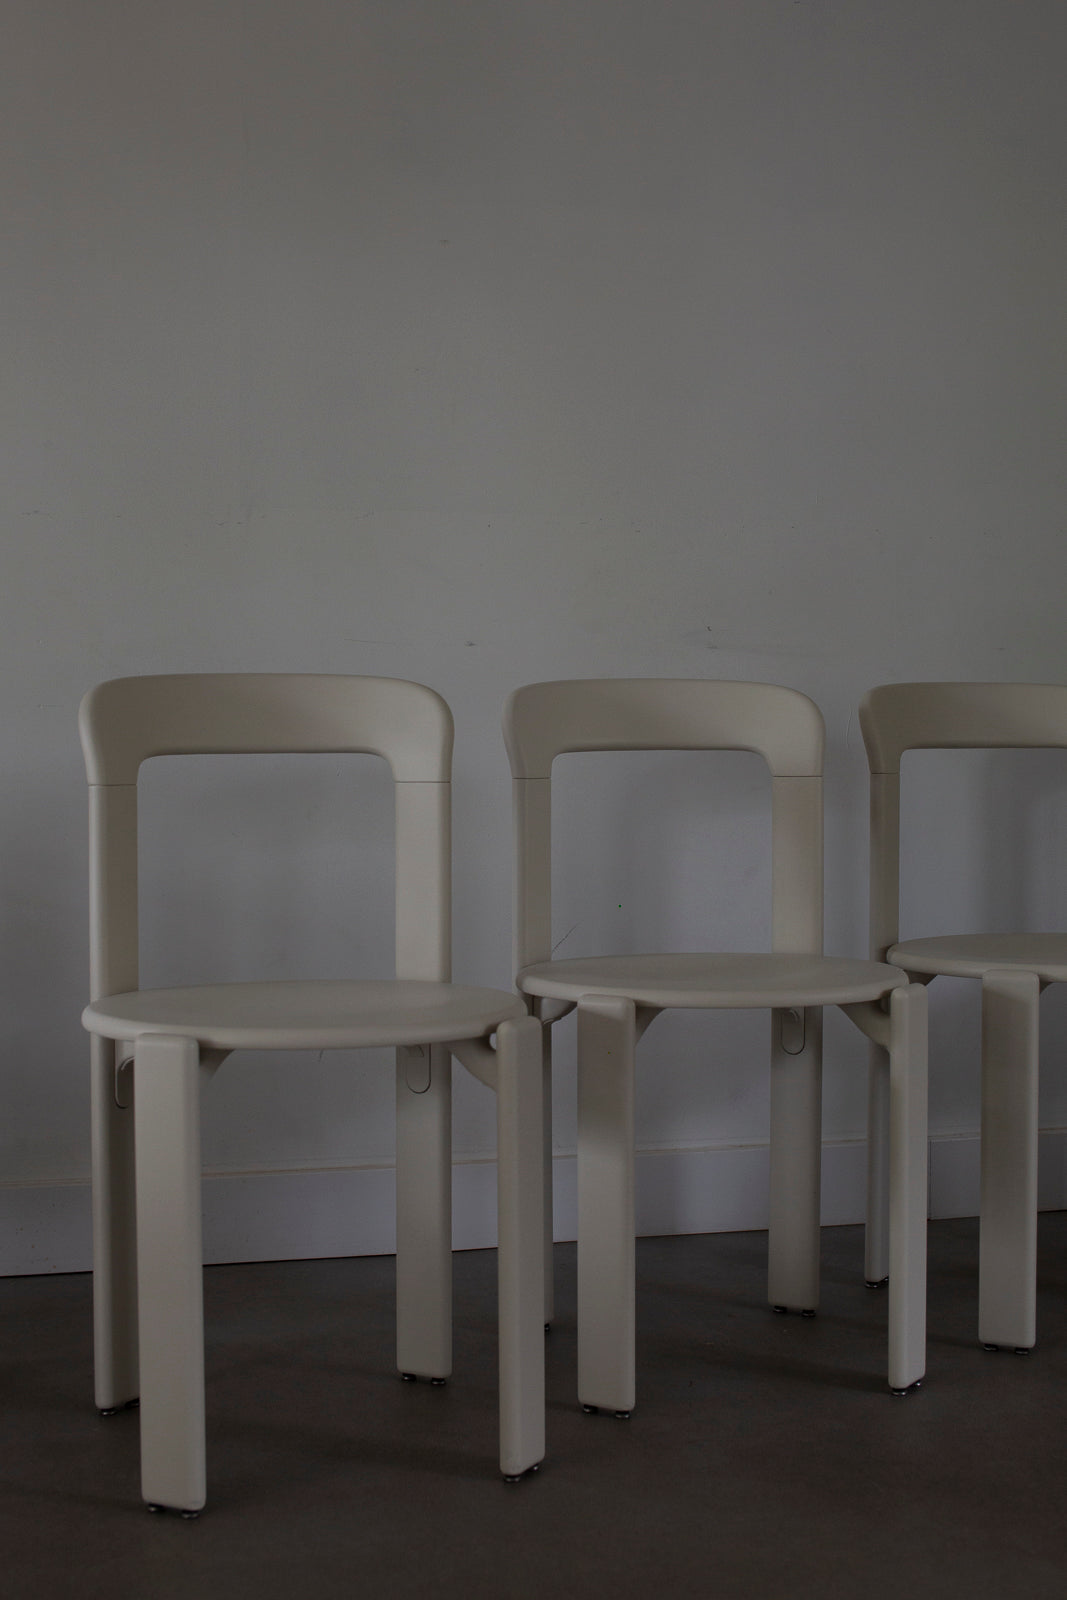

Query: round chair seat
<box><xmin>83</xmin><ymin>979</ymin><xmax>527</xmax><ymax>1052</ymax></box>
<box><xmin>888</xmin><ymin>932</ymin><xmax>1067</xmax><ymax>985</ymax></box>
<box><xmin>517</xmin><ymin>952</ymin><xmax>908</xmax><ymax>1010</ymax></box>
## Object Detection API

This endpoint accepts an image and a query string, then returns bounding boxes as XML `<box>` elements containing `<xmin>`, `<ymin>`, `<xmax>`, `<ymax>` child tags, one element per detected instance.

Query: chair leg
<box><xmin>864</xmin><ymin>1043</ymin><xmax>891</xmax><ymax>1286</ymax></box>
<box><xmin>133</xmin><ymin>1034</ymin><xmax>206</xmax><ymax>1514</ymax></box>
<box><xmin>979</xmin><ymin>970</ymin><xmax>1040</xmax><ymax>1351</ymax></box>
<box><xmin>90</xmin><ymin>1035</ymin><xmax>139</xmax><ymax>1412</ymax></box>
<box><xmin>395</xmin><ymin>1043</ymin><xmax>452</xmax><ymax>1380</ymax></box>
<box><xmin>542</xmin><ymin>1023</ymin><xmax>555</xmax><ymax>1326</ymax></box>
<box><xmin>768</xmin><ymin>1008</ymin><xmax>823</xmax><ymax>1313</ymax></box>
<box><xmin>576</xmin><ymin>994</ymin><xmax>636</xmax><ymax>1415</ymax></box>
<box><xmin>887</xmin><ymin>983</ymin><xmax>928</xmax><ymax>1393</ymax></box>
<box><xmin>495</xmin><ymin>1015</ymin><xmax>546</xmax><ymax>1478</ymax></box>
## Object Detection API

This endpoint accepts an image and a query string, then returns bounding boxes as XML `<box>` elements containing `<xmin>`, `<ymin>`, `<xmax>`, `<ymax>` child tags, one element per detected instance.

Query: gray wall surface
<box><xmin>4</xmin><ymin>1</ymin><xmax>1067</xmax><ymax>1260</ymax></box>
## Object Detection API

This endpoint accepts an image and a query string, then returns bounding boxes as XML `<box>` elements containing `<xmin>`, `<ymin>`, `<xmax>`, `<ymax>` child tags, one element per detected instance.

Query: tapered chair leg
<box><xmin>395</xmin><ymin>1043</ymin><xmax>452</xmax><ymax>1380</ymax></box>
<box><xmin>576</xmin><ymin>994</ymin><xmax>636</xmax><ymax>1416</ymax></box>
<box><xmin>90</xmin><ymin>1035</ymin><xmax>139</xmax><ymax>1412</ymax></box>
<box><xmin>865</xmin><ymin>1044</ymin><xmax>891</xmax><ymax>1286</ymax></box>
<box><xmin>541</xmin><ymin>1023</ymin><xmax>555</xmax><ymax>1326</ymax></box>
<box><xmin>979</xmin><ymin>969</ymin><xmax>1040</xmax><ymax>1352</ymax></box>
<box><xmin>887</xmin><ymin>983</ymin><xmax>928</xmax><ymax>1393</ymax></box>
<box><xmin>495</xmin><ymin>1015</ymin><xmax>546</xmax><ymax>1478</ymax></box>
<box><xmin>768</xmin><ymin>1008</ymin><xmax>823</xmax><ymax>1312</ymax></box>
<box><xmin>133</xmin><ymin>1034</ymin><xmax>206</xmax><ymax>1514</ymax></box>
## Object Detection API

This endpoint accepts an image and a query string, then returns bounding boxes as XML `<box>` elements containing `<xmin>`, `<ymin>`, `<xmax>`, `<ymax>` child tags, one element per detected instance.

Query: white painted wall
<box><xmin>4</xmin><ymin>1</ymin><xmax>1067</xmax><ymax>1270</ymax></box>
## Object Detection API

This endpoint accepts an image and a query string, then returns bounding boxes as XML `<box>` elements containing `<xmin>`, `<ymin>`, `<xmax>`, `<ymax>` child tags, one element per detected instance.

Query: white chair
<box><xmin>81</xmin><ymin>674</ymin><xmax>544</xmax><ymax>1515</ymax></box>
<box><xmin>861</xmin><ymin>681</ymin><xmax>1067</xmax><ymax>1353</ymax></box>
<box><xmin>504</xmin><ymin>678</ymin><xmax>929</xmax><ymax>1414</ymax></box>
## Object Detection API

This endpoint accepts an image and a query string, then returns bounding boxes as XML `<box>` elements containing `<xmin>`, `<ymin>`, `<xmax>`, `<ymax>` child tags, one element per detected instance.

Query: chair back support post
<box><xmin>868</xmin><ymin>771</ymin><xmax>901</xmax><ymax>962</ymax></box>
<box><xmin>88</xmin><ymin>784</ymin><xmax>139</xmax><ymax>1002</ymax></box>
<box><xmin>513</xmin><ymin>779</ymin><xmax>552</xmax><ymax>972</ymax></box>
<box><xmin>395</xmin><ymin>781</ymin><xmax>451</xmax><ymax>982</ymax></box>
<box><xmin>770</xmin><ymin>776</ymin><xmax>823</xmax><ymax>956</ymax></box>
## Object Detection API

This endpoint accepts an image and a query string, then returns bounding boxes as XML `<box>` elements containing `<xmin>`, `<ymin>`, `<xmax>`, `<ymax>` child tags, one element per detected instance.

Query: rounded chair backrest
<box><xmin>81</xmin><ymin>674</ymin><xmax>454</xmax><ymax>997</ymax></box>
<box><xmin>860</xmin><ymin>682</ymin><xmax>1067</xmax><ymax>773</ymax></box>
<box><xmin>860</xmin><ymin>681</ymin><xmax>1067</xmax><ymax>959</ymax></box>
<box><xmin>503</xmin><ymin>679</ymin><xmax>825</xmax><ymax>970</ymax></box>
<box><xmin>505</xmin><ymin>678</ymin><xmax>823</xmax><ymax>778</ymax></box>
<box><xmin>80</xmin><ymin>673</ymin><xmax>452</xmax><ymax>784</ymax></box>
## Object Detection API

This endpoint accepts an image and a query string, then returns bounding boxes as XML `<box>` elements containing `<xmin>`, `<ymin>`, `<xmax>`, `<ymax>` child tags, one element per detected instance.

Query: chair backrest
<box><xmin>80</xmin><ymin>674</ymin><xmax>454</xmax><ymax>999</ymax></box>
<box><xmin>503</xmin><ymin>679</ymin><xmax>825</xmax><ymax>970</ymax></box>
<box><xmin>860</xmin><ymin>682</ymin><xmax>1067</xmax><ymax>958</ymax></box>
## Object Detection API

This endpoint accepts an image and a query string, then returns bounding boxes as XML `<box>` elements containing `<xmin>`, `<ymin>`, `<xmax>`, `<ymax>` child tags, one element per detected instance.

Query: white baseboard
<box><xmin>3</xmin><ymin>1128</ymin><xmax>1066</xmax><ymax>1277</ymax></box>
<box><xmin>927</xmin><ymin>1126</ymin><xmax>1067</xmax><ymax>1219</ymax></box>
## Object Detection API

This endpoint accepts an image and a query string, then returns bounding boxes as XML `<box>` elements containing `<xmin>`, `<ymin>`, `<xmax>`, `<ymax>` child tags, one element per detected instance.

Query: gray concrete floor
<box><xmin>3</xmin><ymin>1216</ymin><xmax>1066</xmax><ymax>1599</ymax></box>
